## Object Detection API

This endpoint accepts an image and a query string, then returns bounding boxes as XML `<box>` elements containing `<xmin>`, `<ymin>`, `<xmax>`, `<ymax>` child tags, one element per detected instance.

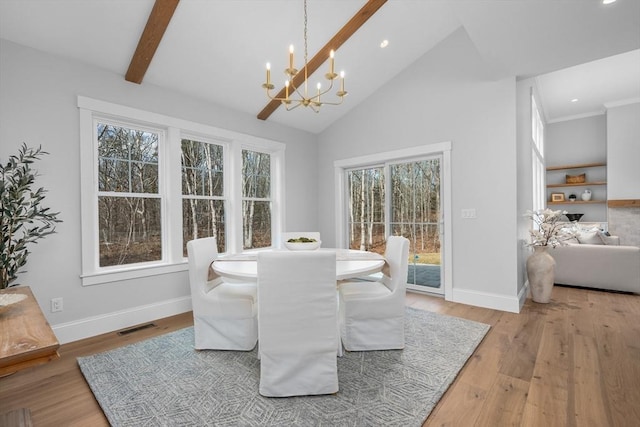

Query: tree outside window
<box><xmin>97</xmin><ymin>123</ymin><xmax>161</xmax><ymax>267</ymax></box>
<box><xmin>242</xmin><ymin>150</ymin><xmax>271</xmax><ymax>250</ymax></box>
<box><xmin>181</xmin><ymin>139</ymin><xmax>225</xmax><ymax>255</ymax></box>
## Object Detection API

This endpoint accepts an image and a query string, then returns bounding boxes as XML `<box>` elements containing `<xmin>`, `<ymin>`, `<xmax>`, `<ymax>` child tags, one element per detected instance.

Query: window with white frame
<box><xmin>242</xmin><ymin>149</ymin><xmax>272</xmax><ymax>250</ymax></box>
<box><xmin>531</xmin><ymin>93</ymin><xmax>545</xmax><ymax>212</ymax></box>
<box><xmin>97</xmin><ymin>121</ymin><xmax>163</xmax><ymax>267</ymax></box>
<box><xmin>181</xmin><ymin>138</ymin><xmax>226</xmax><ymax>255</ymax></box>
<box><xmin>79</xmin><ymin>97</ymin><xmax>284</xmax><ymax>286</ymax></box>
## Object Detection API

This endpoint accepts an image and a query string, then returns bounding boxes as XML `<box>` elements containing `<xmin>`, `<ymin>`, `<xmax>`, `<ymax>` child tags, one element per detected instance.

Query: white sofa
<box><xmin>549</xmin><ymin>240</ymin><xmax>640</xmax><ymax>294</ymax></box>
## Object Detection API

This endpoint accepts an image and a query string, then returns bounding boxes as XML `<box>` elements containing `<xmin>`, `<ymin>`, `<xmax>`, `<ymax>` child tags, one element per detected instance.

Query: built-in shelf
<box><xmin>608</xmin><ymin>199</ymin><xmax>640</xmax><ymax>208</ymax></box>
<box><xmin>546</xmin><ymin>162</ymin><xmax>607</xmax><ymax>218</ymax></box>
<box><xmin>546</xmin><ymin>162</ymin><xmax>606</xmax><ymax>171</ymax></box>
<box><xmin>547</xmin><ymin>181</ymin><xmax>606</xmax><ymax>188</ymax></box>
<box><xmin>548</xmin><ymin>200</ymin><xmax>606</xmax><ymax>205</ymax></box>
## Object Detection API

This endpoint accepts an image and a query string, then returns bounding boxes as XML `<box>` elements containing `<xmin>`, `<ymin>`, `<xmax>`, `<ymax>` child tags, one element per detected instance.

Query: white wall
<box><xmin>0</xmin><ymin>39</ymin><xmax>318</xmax><ymax>343</ymax></box>
<box><xmin>607</xmin><ymin>102</ymin><xmax>640</xmax><ymax>247</ymax></box>
<box><xmin>317</xmin><ymin>28</ymin><xmax>522</xmax><ymax>312</ymax></box>
<box><xmin>546</xmin><ymin>115</ymin><xmax>607</xmax><ymax>165</ymax></box>
<box><xmin>607</xmin><ymin>102</ymin><xmax>640</xmax><ymax>200</ymax></box>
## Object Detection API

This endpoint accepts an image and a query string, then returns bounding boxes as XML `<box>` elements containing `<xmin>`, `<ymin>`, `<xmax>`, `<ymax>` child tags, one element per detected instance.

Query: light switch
<box><xmin>461</xmin><ymin>208</ymin><xmax>477</xmax><ymax>219</ymax></box>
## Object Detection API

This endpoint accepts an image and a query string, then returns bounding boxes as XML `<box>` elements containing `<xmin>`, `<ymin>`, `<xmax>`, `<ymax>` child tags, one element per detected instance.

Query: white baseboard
<box><xmin>52</xmin><ymin>296</ymin><xmax>192</xmax><ymax>344</ymax></box>
<box><xmin>452</xmin><ymin>287</ymin><xmax>522</xmax><ymax>313</ymax></box>
<box><xmin>519</xmin><ymin>282</ymin><xmax>530</xmax><ymax>310</ymax></box>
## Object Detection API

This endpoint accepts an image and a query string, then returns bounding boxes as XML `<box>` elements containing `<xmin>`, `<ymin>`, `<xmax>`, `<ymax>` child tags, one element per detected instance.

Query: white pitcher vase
<box><xmin>526</xmin><ymin>246</ymin><xmax>556</xmax><ymax>303</ymax></box>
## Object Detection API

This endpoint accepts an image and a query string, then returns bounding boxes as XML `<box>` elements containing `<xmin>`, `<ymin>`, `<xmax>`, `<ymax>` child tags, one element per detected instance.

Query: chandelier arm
<box><xmin>258</xmin><ymin>0</ymin><xmax>388</xmax><ymax>120</ymax></box>
<box><xmin>284</xmin><ymin>102</ymin><xmax>303</xmax><ymax>111</ymax></box>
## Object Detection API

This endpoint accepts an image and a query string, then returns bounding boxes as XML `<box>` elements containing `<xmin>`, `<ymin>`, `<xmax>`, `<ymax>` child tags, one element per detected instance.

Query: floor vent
<box><xmin>117</xmin><ymin>323</ymin><xmax>157</xmax><ymax>336</ymax></box>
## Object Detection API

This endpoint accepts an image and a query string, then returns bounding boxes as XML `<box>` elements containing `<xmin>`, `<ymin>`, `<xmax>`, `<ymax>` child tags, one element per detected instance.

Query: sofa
<box><xmin>549</xmin><ymin>236</ymin><xmax>640</xmax><ymax>294</ymax></box>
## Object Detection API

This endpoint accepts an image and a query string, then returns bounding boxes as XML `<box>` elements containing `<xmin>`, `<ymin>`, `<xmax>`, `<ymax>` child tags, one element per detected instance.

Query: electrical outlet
<box><xmin>51</xmin><ymin>297</ymin><xmax>63</xmax><ymax>313</ymax></box>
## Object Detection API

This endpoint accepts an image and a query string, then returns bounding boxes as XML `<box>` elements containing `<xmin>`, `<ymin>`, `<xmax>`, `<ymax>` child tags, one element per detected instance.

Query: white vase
<box><xmin>526</xmin><ymin>246</ymin><xmax>556</xmax><ymax>303</ymax></box>
<box><xmin>581</xmin><ymin>189</ymin><xmax>592</xmax><ymax>201</ymax></box>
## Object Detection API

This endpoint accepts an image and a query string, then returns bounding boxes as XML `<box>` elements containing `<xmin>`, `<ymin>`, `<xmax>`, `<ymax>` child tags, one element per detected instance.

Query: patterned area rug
<box><xmin>78</xmin><ymin>307</ymin><xmax>489</xmax><ymax>427</ymax></box>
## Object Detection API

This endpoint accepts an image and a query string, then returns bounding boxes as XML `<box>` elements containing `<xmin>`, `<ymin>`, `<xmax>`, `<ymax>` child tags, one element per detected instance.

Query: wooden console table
<box><xmin>0</xmin><ymin>286</ymin><xmax>60</xmax><ymax>376</ymax></box>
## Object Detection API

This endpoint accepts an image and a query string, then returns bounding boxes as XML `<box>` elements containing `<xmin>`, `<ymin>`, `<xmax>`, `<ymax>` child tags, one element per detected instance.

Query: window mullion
<box><xmin>228</xmin><ymin>142</ymin><xmax>243</xmax><ymax>254</ymax></box>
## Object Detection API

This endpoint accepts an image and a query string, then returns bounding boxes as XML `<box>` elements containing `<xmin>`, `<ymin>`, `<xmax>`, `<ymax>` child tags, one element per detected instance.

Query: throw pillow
<box><xmin>577</xmin><ymin>230</ymin><xmax>604</xmax><ymax>245</ymax></box>
<box><xmin>599</xmin><ymin>232</ymin><xmax>619</xmax><ymax>246</ymax></box>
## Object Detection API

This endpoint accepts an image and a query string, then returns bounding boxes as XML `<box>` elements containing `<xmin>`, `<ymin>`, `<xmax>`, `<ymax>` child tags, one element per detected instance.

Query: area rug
<box><xmin>78</xmin><ymin>307</ymin><xmax>489</xmax><ymax>427</ymax></box>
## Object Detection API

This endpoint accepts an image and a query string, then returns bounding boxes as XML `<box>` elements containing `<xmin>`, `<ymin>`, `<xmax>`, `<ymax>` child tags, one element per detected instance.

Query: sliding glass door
<box><xmin>346</xmin><ymin>155</ymin><xmax>443</xmax><ymax>294</ymax></box>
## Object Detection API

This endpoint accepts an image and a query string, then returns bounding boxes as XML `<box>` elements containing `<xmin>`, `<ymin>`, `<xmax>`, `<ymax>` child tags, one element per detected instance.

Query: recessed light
<box><xmin>380</xmin><ymin>40</ymin><xmax>389</xmax><ymax>48</ymax></box>
<box><xmin>571</xmin><ymin>98</ymin><xmax>579</xmax><ymax>103</ymax></box>
<box><xmin>603</xmin><ymin>0</ymin><xmax>616</xmax><ymax>4</ymax></box>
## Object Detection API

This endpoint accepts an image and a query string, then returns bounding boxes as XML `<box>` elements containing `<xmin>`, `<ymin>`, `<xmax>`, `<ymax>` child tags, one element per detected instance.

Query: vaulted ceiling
<box><xmin>1</xmin><ymin>0</ymin><xmax>639</xmax><ymax>133</ymax></box>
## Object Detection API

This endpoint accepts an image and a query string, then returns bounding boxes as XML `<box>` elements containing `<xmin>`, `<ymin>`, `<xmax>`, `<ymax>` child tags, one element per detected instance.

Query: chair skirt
<box><xmin>339</xmin><ymin>313</ymin><xmax>404</xmax><ymax>351</ymax></box>
<box><xmin>259</xmin><ymin>350</ymin><xmax>338</xmax><ymax>397</ymax></box>
<box><xmin>193</xmin><ymin>315</ymin><xmax>258</xmax><ymax>351</ymax></box>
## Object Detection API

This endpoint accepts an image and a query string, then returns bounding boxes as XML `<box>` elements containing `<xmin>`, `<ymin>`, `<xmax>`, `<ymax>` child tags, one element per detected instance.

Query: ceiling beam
<box><xmin>125</xmin><ymin>0</ymin><xmax>180</xmax><ymax>84</ymax></box>
<box><xmin>257</xmin><ymin>0</ymin><xmax>388</xmax><ymax>121</ymax></box>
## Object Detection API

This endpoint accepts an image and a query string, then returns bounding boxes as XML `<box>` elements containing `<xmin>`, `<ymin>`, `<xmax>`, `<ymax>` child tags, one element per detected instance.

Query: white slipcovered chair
<box><xmin>186</xmin><ymin>237</ymin><xmax>258</xmax><ymax>351</ymax></box>
<box><xmin>338</xmin><ymin>235</ymin><xmax>410</xmax><ymax>351</ymax></box>
<box><xmin>257</xmin><ymin>251</ymin><xmax>339</xmax><ymax>397</ymax></box>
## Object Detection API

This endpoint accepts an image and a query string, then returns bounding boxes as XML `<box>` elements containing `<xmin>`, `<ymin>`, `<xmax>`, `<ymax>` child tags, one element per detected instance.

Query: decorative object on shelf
<box><xmin>551</xmin><ymin>193</ymin><xmax>565</xmax><ymax>202</ymax></box>
<box><xmin>565</xmin><ymin>213</ymin><xmax>584</xmax><ymax>222</ymax></box>
<box><xmin>1</xmin><ymin>144</ymin><xmax>62</xmax><ymax>289</ymax></box>
<box><xmin>566</xmin><ymin>173</ymin><xmax>586</xmax><ymax>184</ymax></box>
<box><xmin>581</xmin><ymin>189</ymin><xmax>592</xmax><ymax>201</ymax></box>
<box><xmin>524</xmin><ymin>209</ymin><xmax>576</xmax><ymax>303</ymax></box>
<box><xmin>568</xmin><ymin>194</ymin><xmax>577</xmax><ymax>202</ymax></box>
<box><xmin>262</xmin><ymin>0</ymin><xmax>347</xmax><ymax>112</ymax></box>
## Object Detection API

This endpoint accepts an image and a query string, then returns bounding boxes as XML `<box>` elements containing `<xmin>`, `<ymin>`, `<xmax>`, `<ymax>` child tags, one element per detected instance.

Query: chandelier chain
<box><xmin>303</xmin><ymin>0</ymin><xmax>308</xmax><ymax>66</ymax></box>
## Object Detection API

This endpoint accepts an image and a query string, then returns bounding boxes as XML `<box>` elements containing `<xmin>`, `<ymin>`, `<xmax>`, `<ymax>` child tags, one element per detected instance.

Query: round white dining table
<box><xmin>211</xmin><ymin>248</ymin><xmax>385</xmax><ymax>282</ymax></box>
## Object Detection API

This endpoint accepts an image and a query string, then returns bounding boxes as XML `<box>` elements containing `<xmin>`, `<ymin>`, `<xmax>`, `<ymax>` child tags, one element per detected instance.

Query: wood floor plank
<box><xmin>520</xmin><ymin>308</ymin><xmax>570</xmax><ymax>427</ymax></box>
<box><xmin>572</xmin><ymin>333</ymin><xmax>612</xmax><ymax>427</ymax></box>
<box><xmin>474</xmin><ymin>373</ymin><xmax>530</xmax><ymax>426</ymax></box>
<box><xmin>425</xmin><ymin>380</ymin><xmax>487</xmax><ymax>426</ymax></box>
<box><xmin>591</xmin><ymin>293</ymin><xmax>640</xmax><ymax>426</ymax></box>
<box><xmin>498</xmin><ymin>308</ymin><xmax>545</xmax><ymax>381</ymax></box>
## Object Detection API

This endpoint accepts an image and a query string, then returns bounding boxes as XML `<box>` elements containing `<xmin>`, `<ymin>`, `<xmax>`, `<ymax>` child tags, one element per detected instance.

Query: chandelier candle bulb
<box><xmin>285</xmin><ymin>80</ymin><xmax>289</xmax><ymax>100</ymax></box>
<box><xmin>289</xmin><ymin>45</ymin><xmax>294</xmax><ymax>72</ymax></box>
<box><xmin>330</xmin><ymin>50</ymin><xmax>335</xmax><ymax>75</ymax></box>
<box><xmin>338</xmin><ymin>71</ymin><xmax>346</xmax><ymax>96</ymax></box>
<box><xmin>266</xmin><ymin>63</ymin><xmax>271</xmax><ymax>85</ymax></box>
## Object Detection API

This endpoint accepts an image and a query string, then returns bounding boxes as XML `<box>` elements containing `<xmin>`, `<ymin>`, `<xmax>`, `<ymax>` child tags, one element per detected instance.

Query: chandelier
<box><xmin>262</xmin><ymin>0</ymin><xmax>347</xmax><ymax>112</ymax></box>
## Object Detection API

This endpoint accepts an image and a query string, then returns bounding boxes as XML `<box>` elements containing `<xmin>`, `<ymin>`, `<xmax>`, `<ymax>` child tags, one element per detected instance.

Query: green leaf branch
<box><xmin>1</xmin><ymin>143</ymin><xmax>62</xmax><ymax>289</ymax></box>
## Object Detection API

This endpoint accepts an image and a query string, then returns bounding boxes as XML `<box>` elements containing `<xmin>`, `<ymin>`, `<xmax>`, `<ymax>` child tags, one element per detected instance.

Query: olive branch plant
<box><xmin>1</xmin><ymin>143</ymin><xmax>62</xmax><ymax>289</ymax></box>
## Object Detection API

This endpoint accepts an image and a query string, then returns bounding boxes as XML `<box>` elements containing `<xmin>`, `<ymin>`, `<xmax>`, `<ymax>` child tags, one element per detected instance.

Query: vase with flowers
<box><xmin>524</xmin><ymin>209</ymin><xmax>575</xmax><ymax>303</ymax></box>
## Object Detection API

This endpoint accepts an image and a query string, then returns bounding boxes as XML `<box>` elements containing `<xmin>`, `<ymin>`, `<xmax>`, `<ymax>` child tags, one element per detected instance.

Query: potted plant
<box><xmin>1</xmin><ymin>144</ymin><xmax>62</xmax><ymax>289</ymax></box>
<box><xmin>524</xmin><ymin>208</ymin><xmax>575</xmax><ymax>303</ymax></box>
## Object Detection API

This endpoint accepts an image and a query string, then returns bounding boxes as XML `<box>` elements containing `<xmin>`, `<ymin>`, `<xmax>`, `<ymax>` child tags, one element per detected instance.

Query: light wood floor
<box><xmin>1</xmin><ymin>286</ymin><xmax>638</xmax><ymax>427</ymax></box>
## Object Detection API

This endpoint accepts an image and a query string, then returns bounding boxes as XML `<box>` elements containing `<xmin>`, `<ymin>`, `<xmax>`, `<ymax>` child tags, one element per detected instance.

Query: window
<box><xmin>389</xmin><ymin>159</ymin><xmax>441</xmax><ymax>283</ymax></box>
<box><xmin>97</xmin><ymin>122</ymin><xmax>162</xmax><ymax>267</ymax></box>
<box><xmin>242</xmin><ymin>149</ymin><xmax>271</xmax><ymax>250</ymax></box>
<box><xmin>181</xmin><ymin>138</ymin><xmax>226</xmax><ymax>255</ymax></box>
<box><xmin>79</xmin><ymin>96</ymin><xmax>284</xmax><ymax>286</ymax></box>
<box><xmin>531</xmin><ymin>92</ymin><xmax>545</xmax><ymax>212</ymax></box>
<box><xmin>347</xmin><ymin>166</ymin><xmax>385</xmax><ymax>252</ymax></box>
